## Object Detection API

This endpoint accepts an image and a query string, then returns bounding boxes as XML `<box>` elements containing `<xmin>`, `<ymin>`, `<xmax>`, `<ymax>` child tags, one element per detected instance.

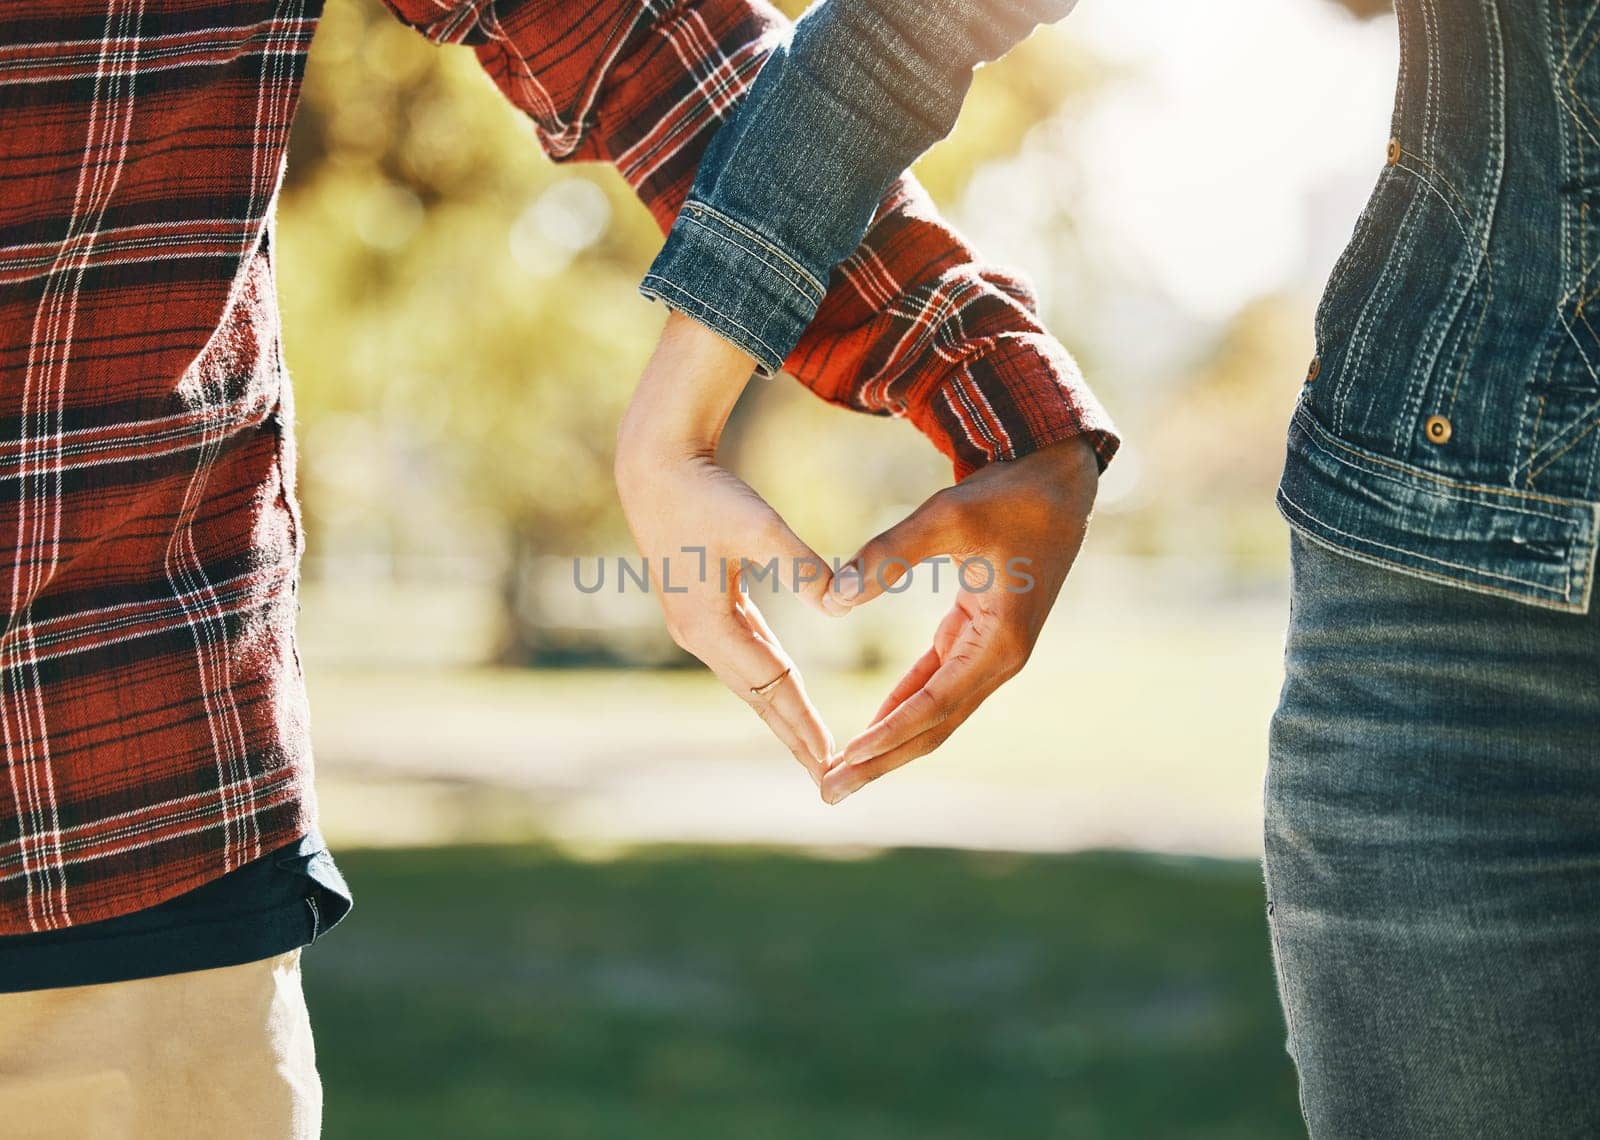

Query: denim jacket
<box><xmin>1279</xmin><ymin>0</ymin><xmax>1600</xmax><ymax>613</ymax></box>
<box><xmin>648</xmin><ymin>0</ymin><xmax>1600</xmax><ymax>613</ymax></box>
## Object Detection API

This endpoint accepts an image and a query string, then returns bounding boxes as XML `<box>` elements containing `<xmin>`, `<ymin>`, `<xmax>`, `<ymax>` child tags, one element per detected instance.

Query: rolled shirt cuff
<box><xmin>640</xmin><ymin>200</ymin><xmax>826</xmax><ymax>377</ymax></box>
<box><xmin>917</xmin><ymin>332</ymin><xmax>1121</xmax><ymax>481</ymax></box>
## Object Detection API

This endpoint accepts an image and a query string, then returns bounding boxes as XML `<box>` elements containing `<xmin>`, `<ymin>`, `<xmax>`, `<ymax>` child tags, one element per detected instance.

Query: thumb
<box><xmin>743</xmin><ymin>512</ymin><xmax>835</xmax><ymax>614</ymax></box>
<box><xmin>823</xmin><ymin>495</ymin><xmax>954</xmax><ymax>616</ymax></box>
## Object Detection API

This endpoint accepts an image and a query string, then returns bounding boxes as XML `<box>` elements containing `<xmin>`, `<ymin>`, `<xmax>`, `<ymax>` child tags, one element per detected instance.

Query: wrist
<box><xmin>621</xmin><ymin>312</ymin><xmax>758</xmax><ymax>454</ymax></box>
<box><xmin>1018</xmin><ymin>436</ymin><xmax>1101</xmax><ymax>517</ymax></box>
<box><xmin>617</xmin><ymin>312</ymin><xmax>761</xmax><ymax>481</ymax></box>
<box><xmin>1026</xmin><ymin>435</ymin><xmax>1101</xmax><ymax>491</ymax></box>
<box><xmin>953</xmin><ymin>435</ymin><xmax>1100</xmax><ymax>526</ymax></box>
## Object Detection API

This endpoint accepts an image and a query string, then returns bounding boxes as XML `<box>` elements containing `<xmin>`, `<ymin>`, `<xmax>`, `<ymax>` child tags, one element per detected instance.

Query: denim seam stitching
<box><xmin>674</xmin><ymin>211</ymin><xmax>825</xmax><ymax>304</ymax></box>
<box><xmin>1277</xmin><ymin>488</ymin><xmax>1571</xmax><ymax>597</ymax></box>
<box><xmin>638</xmin><ymin>274</ymin><xmax>787</xmax><ymax>371</ymax></box>
<box><xmin>1456</xmin><ymin>0</ymin><xmax>1507</xmax><ymax>407</ymax></box>
<box><xmin>1391</xmin><ymin>0</ymin><xmax>1466</xmax><ymax>456</ymax></box>
<box><xmin>1277</xmin><ymin>504</ymin><xmax>1585</xmax><ymax>611</ymax></box>
<box><xmin>1391</xmin><ymin>159</ymin><xmax>1495</xmax><ymax>455</ymax></box>
<box><xmin>1552</xmin><ymin>5</ymin><xmax>1600</xmax><ymax>388</ymax></box>
<box><xmin>1424</xmin><ymin>0</ymin><xmax>1504</xmax><ymax>439</ymax></box>
<box><xmin>1337</xmin><ymin>182</ymin><xmax>1426</xmax><ymax>437</ymax></box>
<box><xmin>1310</xmin><ymin>164</ymin><xmax>1392</xmax><ymax>388</ymax></box>
<box><xmin>1296</xmin><ymin>406</ymin><xmax>1592</xmax><ymax>512</ymax></box>
<box><xmin>1299</xmin><ymin>420</ymin><xmax>1573</xmax><ymax>526</ymax></box>
<box><xmin>1392</xmin><ymin>162</ymin><xmax>1473</xmax><ymax>243</ymax></box>
<box><xmin>1554</xmin><ymin>3</ymin><xmax>1591</xmax><ymax>384</ymax></box>
<box><xmin>1564</xmin><ymin>2</ymin><xmax>1600</xmax><ymax>59</ymax></box>
<box><xmin>1337</xmin><ymin>0</ymin><xmax>1431</xmax><ymax>436</ymax></box>
<box><xmin>1521</xmin><ymin>9</ymin><xmax>1596</xmax><ymax>489</ymax></box>
<box><xmin>1529</xmin><ymin>407</ymin><xmax>1600</xmax><ymax>482</ymax></box>
<box><xmin>679</xmin><ymin>201</ymin><xmax>828</xmax><ymax>299</ymax></box>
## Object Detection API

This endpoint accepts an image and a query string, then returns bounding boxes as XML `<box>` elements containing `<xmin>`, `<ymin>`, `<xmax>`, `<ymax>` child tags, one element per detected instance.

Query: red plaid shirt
<box><xmin>0</xmin><ymin>0</ymin><xmax>1114</xmax><ymax>935</ymax></box>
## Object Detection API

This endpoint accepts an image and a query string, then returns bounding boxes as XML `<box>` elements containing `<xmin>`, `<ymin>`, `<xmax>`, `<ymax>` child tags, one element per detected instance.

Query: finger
<box><xmin>836</xmin><ymin>675</ymin><xmax>961</xmax><ymax>772</ymax></box>
<box><xmin>745</xmin><ymin>688</ymin><xmax>827</xmax><ymax>786</ymax></box>
<box><xmin>710</xmin><ymin>651</ymin><xmax>824</xmax><ymax>785</ymax></box>
<box><xmin>739</xmin><ymin>509</ymin><xmax>835</xmax><ymax>616</ymax></box>
<box><xmin>928</xmin><ymin>599</ymin><xmax>975</xmax><ymax>658</ymax></box>
<box><xmin>821</xmin><ymin>491</ymin><xmax>956</xmax><ymax>616</ymax></box>
<box><xmin>837</xmin><ymin>611</ymin><xmax>1000</xmax><ymax>767</ymax></box>
<box><xmin>870</xmin><ymin>646</ymin><xmax>941</xmax><ymax>725</ymax></box>
<box><xmin>820</xmin><ymin>702</ymin><xmax>978</xmax><ymax>805</ymax></box>
<box><xmin>754</xmin><ymin>673</ymin><xmax>831</xmax><ymax>782</ymax></box>
<box><xmin>740</xmin><ymin>595</ymin><xmax>834</xmax><ymax>762</ymax></box>
<box><xmin>686</xmin><ymin>604</ymin><xmax>830</xmax><ymax>781</ymax></box>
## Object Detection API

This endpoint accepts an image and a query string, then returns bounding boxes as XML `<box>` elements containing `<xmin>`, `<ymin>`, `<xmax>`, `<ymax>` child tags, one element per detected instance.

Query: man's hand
<box><xmin>819</xmin><ymin>437</ymin><xmax>1099</xmax><ymax>804</ymax></box>
<box><xmin>616</xmin><ymin>312</ymin><xmax>837</xmax><ymax>785</ymax></box>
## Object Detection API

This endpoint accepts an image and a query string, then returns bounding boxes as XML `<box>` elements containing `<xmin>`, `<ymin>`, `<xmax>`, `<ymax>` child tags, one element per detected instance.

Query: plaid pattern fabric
<box><xmin>0</xmin><ymin>0</ymin><xmax>1114</xmax><ymax>935</ymax></box>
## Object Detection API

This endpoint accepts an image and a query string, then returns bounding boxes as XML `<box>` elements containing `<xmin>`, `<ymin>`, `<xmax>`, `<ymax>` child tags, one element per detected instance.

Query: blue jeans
<box><xmin>1266</xmin><ymin>533</ymin><xmax>1600</xmax><ymax>1137</ymax></box>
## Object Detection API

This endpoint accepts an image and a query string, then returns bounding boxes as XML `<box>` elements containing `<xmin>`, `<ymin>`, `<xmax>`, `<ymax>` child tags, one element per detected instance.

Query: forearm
<box><xmin>616</xmin><ymin>312</ymin><xmax>757</xmax><ymax>466</ymax></box>
<box><xmin>642</xmin><ymin>0</ymin><xmax>1079</xmax><ymax>375</ymax></box>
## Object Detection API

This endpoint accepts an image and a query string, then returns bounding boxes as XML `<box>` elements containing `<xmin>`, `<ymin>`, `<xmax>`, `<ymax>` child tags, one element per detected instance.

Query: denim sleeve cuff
<box><xmin>640</xmin><ymin>201</ymin><xmax>828</xmax><ymax>377</ymax></box>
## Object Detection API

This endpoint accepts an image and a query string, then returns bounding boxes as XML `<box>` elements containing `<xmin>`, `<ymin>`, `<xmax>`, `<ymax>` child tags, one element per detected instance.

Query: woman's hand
<box><xmin>615</xmin><ymin>312</ymin><xmax>837</xmax><ymax>784</ymax></box>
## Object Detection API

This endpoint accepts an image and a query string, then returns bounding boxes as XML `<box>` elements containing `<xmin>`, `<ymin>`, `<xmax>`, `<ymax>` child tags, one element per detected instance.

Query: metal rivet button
<box><xmin>1305</xmin><ymin>357</ymin><xmax>1321</xmax><ymax>384</ymax></box>
<box><xmin>1387</xmin><ymin>138</ymin><xmax>1402</xmax><ymax>166</ymax></box>
<box><xmin>1424</xmin><ymin>414</ymin><xmax>1452</xmax><ymax>445</ymax></box>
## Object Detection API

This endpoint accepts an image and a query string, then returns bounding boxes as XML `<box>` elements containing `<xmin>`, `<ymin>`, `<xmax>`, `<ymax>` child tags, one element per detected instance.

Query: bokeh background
<box><xmin>278</xmin><ymin>0</ymin><xmax>1397</xmax><ymax>1134</ymax></box>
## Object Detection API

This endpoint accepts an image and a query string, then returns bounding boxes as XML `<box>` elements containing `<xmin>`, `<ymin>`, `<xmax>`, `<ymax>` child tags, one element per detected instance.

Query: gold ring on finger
<box><xmin>750</xmin><ymin>666</ymin><xmax>792</xmax><ymax>699</ymax></box>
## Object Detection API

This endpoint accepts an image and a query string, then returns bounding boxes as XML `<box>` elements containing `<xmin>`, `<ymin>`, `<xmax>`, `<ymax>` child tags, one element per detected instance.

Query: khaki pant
<box><xmin>0</xmin><ymin>951</ymin><xmax>320</xmax><ymax>1139</ymax></box>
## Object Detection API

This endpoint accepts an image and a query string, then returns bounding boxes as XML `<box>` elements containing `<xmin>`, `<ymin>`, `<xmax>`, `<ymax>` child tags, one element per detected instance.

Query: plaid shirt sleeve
<box><xmin>382</xmin><ymin>0</ymin><xmax>1118</xmax><ymax>479</ymax></box>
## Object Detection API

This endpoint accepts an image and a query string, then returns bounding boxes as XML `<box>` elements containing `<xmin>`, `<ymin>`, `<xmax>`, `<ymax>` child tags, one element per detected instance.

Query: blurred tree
<box><xmin>280</xmin><ymin>0</ymin><xmax>1101</xmax><ymax>665</ymax></box>
<box><xmin>282</xmin><ymin>0</ymin><xmax>664</xmax><ymax>662</ymax></box>
<box><xmin>1140</xmin><ymin>293</ymin><xmax>1313</xmax><ymax>573</ymax></box>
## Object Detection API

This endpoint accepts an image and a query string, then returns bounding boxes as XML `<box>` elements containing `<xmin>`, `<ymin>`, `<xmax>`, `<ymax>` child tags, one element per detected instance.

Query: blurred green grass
<box><xmin>306</xmin><ymin>844</ymin><xmax>1302</xmax><ymax>1139</ymax></box>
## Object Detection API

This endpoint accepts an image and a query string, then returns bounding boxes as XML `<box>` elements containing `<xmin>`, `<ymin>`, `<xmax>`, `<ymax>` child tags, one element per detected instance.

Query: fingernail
<box><xmin>824</xmin><ymin>565</ymin><xmax>862</xmax><ymax>616</ymax></box>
